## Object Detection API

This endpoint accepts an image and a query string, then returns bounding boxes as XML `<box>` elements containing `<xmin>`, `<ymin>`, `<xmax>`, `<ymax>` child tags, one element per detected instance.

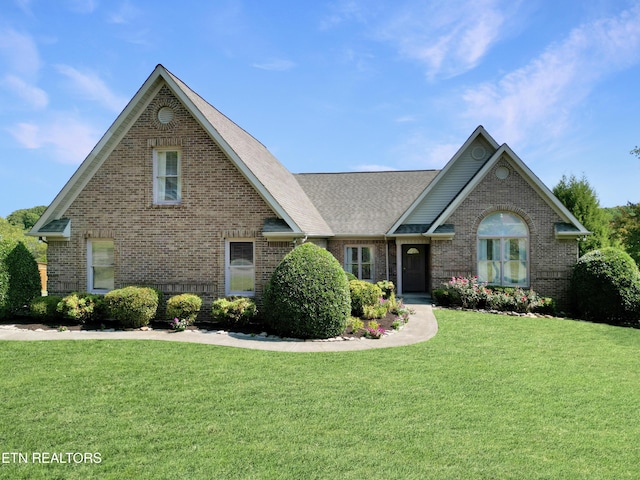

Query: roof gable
<box><xmin>387</xmin><ymin>126</ymin><xmax>500</xmax><ymax>235</ymax></box>
<box><xmin>31</xmin><ymin>65</ymin><xmax>332</xmax><ymax>238</ymax></box>
<box><xmin>425</xmin><ymin>144</ymin><xmax>590</xmax><ymax>237</ymax></box>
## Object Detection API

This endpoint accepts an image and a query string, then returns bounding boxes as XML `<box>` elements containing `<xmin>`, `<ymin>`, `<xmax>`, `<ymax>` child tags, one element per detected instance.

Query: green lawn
<box><xmin>1</xmin><ymin>310</ymin><xmax>639</xmax><ymax>479</ymax></box>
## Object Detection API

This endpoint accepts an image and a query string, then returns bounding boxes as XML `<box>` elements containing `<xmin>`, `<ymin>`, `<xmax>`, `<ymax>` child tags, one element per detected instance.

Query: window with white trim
<box><xmin>87</xmin><ymin>239</ymin><xmax>114</xmax><ymax>293</ymax></box>
<box><xmin>477</xmin><ymin>212</ymin><xmax>528</xmax><ymax>286</ymax></box>
<box><xmin>153</xmin><ymin>149</ymin><xmax>181</xmax><ymax>204</ymax></box>
<box><xmin>345</xmin><ymin>246</ymin><xmax>374</xmax><ymax>281</ymax></box>
<box><xmin>226</xmin><ymin>240</ymin><xmax>255</xmax><ymax>296</ymax></box>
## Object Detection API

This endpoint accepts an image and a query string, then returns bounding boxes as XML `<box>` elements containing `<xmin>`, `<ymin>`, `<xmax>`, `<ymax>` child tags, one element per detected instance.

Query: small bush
<box><xmin>105</xmin><ymin>286</ymin><xmax>159</xmax><ymax>328</ymax></box>
<box><xmin>346</xmin><ymin>316</ymin><xmax>364</xmax><ymax>334</ymax></box>
<box><xmin>345</xmin><ymin>271</ymin><xmax>357</xmax><ymax>281</ymax></box>
<box><xmin>29</xmin><ymin>295</ymin><xmax>63</xmax><ymax>321</ymax></box>
<box><xmin>211</xmin><ymin>297</ymin><xmax>257</xmax><ymax>326</ymax></box>
<box><xmin>432</xmin><ymin>288</ymin><xmax>453</xmax><ymax>306</ymax></box>
<box><xmin>349</xmin><ymin>280</ymin><xmax>383</xmax><ymax>317</ymax></box>
<box><xmin>570</xmin><ymin>248</ymin><xmax>640</xmax><ymax>326</ymax></box>
<box><xmin>57</xmin><ymin>292</ymin><xmax>105</xmax><ymax>324</ymax></box>
<box><xmin>166</xmin><ymin>293</ymin><xmax>202</xmax><ymax>325</ymax></box>
<box><xmin>264</xmin><ymin>243</ymin><xmax>350</xmax><ymax>339</ymax></box>
<box><xmin>362</xmin><ymin>303</ymin><xmax>387</xmax><ymax>319</ymax></box>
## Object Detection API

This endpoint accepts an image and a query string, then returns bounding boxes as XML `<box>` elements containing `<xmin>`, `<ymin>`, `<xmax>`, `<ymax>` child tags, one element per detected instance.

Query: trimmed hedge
<box><xmin>211</xmin><ymin>297</ymin><xmax>257</xmax><ymax>326</ymax></box>
<box><xmin>264</xmin><ymin>243</ymin><xmax>351</xmax><ymax>339</ymax></box>
<box><xmin>570</xmin><ymin>248</ymin><xmax>640</xmax><ymax>326</ymax></box>
<box><xmin>105</xmin><ymin>286</ymin><xmax>159</xmax><ymax>328</ymax></box>
<box><xmin>349</xmin><ymin>280</ymin><xmax>383</xmax><ymax>317</ymax></box>
<box><xmin>166</xmin><ymin>293</ymin><xmax>202</xmax><ymax>325</ymax></box>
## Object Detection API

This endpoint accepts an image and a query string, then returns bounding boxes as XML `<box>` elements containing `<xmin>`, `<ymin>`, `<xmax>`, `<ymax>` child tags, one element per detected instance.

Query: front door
<box><xmin>402</xmin><ymin>244</ymin><xmax>427</xmax><ymax>292</ymax></box>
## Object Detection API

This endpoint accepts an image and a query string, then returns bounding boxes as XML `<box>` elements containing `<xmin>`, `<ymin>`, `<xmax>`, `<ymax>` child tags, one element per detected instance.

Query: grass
<box><xmin>0</xmin><ymin>310</ymin><xmax>639</xmax><ymax>479</ymax></box>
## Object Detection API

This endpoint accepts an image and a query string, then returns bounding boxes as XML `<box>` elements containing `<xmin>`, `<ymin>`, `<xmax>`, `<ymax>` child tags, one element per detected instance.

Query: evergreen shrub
<box><xmin>57</xmin><ymin>292</ymin><xmax>106</xmax><ymax>324</ymax></box>
<box><xmin>264</xmin><ymin>243</ymin><xmax>350</xmax><ymax>339</ymax></box>
<box><xmin>570</xmin><ymin>248</ymin><xmax>640</xmax><ymax>326</ymax></box>
<box><xmin>105</xmin><ymin>286</ymin><xmax>159</xmax><ymax>328</ymax></box>
<box><xmin>211</xmin><ymin>297</ymin><xmax>257</xmax><ymax>326</ymax></box>
<box><xmin>349</xmin><ymin>280</ymin><xmax>383</xmax><ymax>317</ymax></box>
<box><xmin>166</xmin><ymin>293</ymin><xmax>202</xmax><ymax>325</ymax></box>
<box><xmin>30</xmin><ymin>295</ymin><xmax>63</xmax><ymax>321</ymax></box>
<box><xmin>0</xmin><ymin>240</ymin><xmax>41</xmax><ymax>317</ymax></box>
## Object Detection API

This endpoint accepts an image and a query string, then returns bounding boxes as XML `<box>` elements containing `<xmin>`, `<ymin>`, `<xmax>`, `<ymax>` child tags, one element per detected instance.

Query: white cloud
<box><xmin>9</xmin><ymin>115</ymin><xmax>100</xmax><ymax>165</ymax></box>
<box><xmin>107</xmin><ymin>2</ymin><xmax>140</xmax><ymax>24</ymax></box>
<box><xmin>0</xmin><ymin>28</ymin><xmax>41</xmax><ymax>76</ymax></box>
<box><xmin>55</xmin><ymin>65</ymin><xmax>128</xmax><ymax>112</ymax></box>
<box><xmin>3</xmin><ymin>75</ymin><xmax>48</xmax><ymax>109</ymax></box>
<box><xmin>377</xmin><ymin>0</ymin><xmax>514</xmax><ymax>79</ymax></box>
<box><xmin>252</xmin><ymin>59</ymin><xmax>296</xmax><ymax>71</ymax></box>
<box><xmin>461</xmin><ymin>3</ymin><xmax>640</xmax><ymax>146</ymax></box>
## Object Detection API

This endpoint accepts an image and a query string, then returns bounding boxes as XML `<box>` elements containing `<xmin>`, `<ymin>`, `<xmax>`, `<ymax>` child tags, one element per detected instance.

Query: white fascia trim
<box><xmin>386</xmin><ymin>125</ymin><xmax>500</xmax><ymax>235</ymax></box>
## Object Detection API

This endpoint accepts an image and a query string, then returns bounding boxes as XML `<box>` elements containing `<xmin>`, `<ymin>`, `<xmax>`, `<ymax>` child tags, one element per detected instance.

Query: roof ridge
<box><xmin>295</xmin><ymin>169</ymin><xmax>441</xmax><ymax>175</ymax></box>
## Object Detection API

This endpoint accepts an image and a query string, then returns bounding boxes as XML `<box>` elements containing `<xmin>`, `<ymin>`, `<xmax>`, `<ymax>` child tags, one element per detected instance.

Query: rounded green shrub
<box><xmin>570</xmin><ymin>248</ymin><xmax>640</xmax><ymax>326</ymax></box>
<box><xmin>167</xmin><ymin>293</ymin><xmax>202</xmax><ymax>325</ymax></box>
<box><xmin>264</xmin><ymin>243</ymin><xmax>350</xmax><ymax>339</ymax></box>
<box><xmin>211</xmin><ymin>297</ymin><xmax>257</xmax><ymax>326</ymax></box>
<box><xmin>105</xmin><ymin>286</ymin><xmax>159</xmax><ymax>328</ymax></box>
<box><xmin>57</xmin><ymin>292</ymin><xmax>105</xmax><ymax>324</ymax></box>
<box><xmin>30</xmin><ymin>295</ymin><xmax>64</xmax><ymax>321</ymax></box>
<box><xmin>345</xmin><ymin>271</ymin><xmax>357</xmax><ymax>281</ymax></box>
<box><xmin>349</xmin><ymin>280</ymin><xmax>383</xmax><ymax>317</ymax></box>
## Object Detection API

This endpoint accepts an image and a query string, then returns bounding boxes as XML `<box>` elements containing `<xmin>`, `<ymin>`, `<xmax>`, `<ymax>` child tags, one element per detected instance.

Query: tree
<box><xmin>610</xmin><ymin>202</ymin><xmax>640</xmax><ymax>266</ymax></box>
<box><xmin>1</xmin><ymin>208</ymin><xmax>47</xmax><ymax>263</ymax></box>
<box><xmin>6</xmin><ymin>206</ymin><xmax>47</xmax><ymax>230</ymax></box>
<box><xmin>631</xmin><ymin>146</ymin><xmax>640</xmax><ymax>160</ymax></box>
<box><xmin>553</xmin><ymin>174</ymin><xmax>611</xmax><ymax>256</ymax></box>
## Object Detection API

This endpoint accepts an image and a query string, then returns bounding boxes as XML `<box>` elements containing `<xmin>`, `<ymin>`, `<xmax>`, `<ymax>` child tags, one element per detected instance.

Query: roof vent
<box><xmin>157</xmin><ymin>107</ymin><xmax>175</xmax><ymax>124</ymax></box>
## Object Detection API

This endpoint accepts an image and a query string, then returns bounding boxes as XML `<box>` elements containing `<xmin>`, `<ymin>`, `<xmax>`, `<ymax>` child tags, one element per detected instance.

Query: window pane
<box><xmin>164</xmin><ymin>151</ymin><xmax>178</xmax><ymax>175</ymax></box>
<box><xmin>478</xmin><ymin>261</ymin><xmax>500</xmax><ymax>284</ymax></box>
<box><xmin>349</xmin><ymin>264</ymin><xmax>358</xmax><ymax>276</ymax></box>
<box><xmin>230</xmin><ymin>267</ymin><xmax>254</xmax><ymax>292</ymax></box>
<box><xmin>230</xmin><ymin>242</ymin><xmax>253</xmax><ymax>265</ymax></box>
<box><xmin>505</xmin><ymin>238</ymin><xmax>527</xmax><ymax>261</ymax></box>
<box><xmin>162</xmin><ymin>177</ymin><xmax>179</xmax><ymax>201</ymax></box>
<box><xmin>478</xmin><ymin>212</ymin><xmax>527</xmax><ymax>236</ymax></box>
<box><xmin>361</xmin><ymin>247</ymin><xmax>371</xmax><ymax>263</ymax></box>
<box><xmin>93</xmin><ymin>267</ymin><xmax>115</xmax><ymax>290</ymax></box>
<box><xmin>478</xmin><ymin>239</ymin><xmax>500</xmax><ymax>261</ymax></box>
<box><xmin>92</xmin><ymin>240</ymin><xmax>114</xmax><ymax>266</ymax></box>
<box><xmin>347</xmin><ymin>247</ymin><xmax>358</xmax><ymax>263</ymax></box>
<box><xmin>362</xmin><ymin>264</ymin><xmax>372</xmax><ymax>281</ymax></box>
<box><xmin>504</xmin><ymin>261</ymin><xmax>527</xmax><ymax>285</ymax></box>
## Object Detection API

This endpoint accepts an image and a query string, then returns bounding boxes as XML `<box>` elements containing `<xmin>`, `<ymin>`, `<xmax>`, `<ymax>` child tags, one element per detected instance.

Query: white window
<box><xmin>87</xmin><ymin>239</ymin><xmax>115</xmax><ymax>293</ymax></box>
<box><xmin>477</xmin><ymin>212</ymin><xmax>528</xmax><ymax>286</ymax></box>
<box><xmin>154</xmin><ymin>149</ymin><xmax>181</xmax><ymax>204</ymax></box>
<box><xmin>226</xmin><ymin>240</ymin><xmax>255</xmax><ymax>296</ymax></box>
<box><xmin>345</xmin><ymin>246</ymin><xmax>374</xmax><ymax>281</ymax></box>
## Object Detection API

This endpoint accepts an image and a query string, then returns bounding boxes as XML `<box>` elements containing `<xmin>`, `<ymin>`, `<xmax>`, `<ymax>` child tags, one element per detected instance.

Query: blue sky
<box><xmin>1</xmin><ymin>0</ymin><xmax>640</xmax><ymax>218</ymax></box>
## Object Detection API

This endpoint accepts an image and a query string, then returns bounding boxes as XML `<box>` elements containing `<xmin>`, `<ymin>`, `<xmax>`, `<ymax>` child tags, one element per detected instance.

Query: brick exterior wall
<box><xmin>46</xmin><ymin>85</ymin><xmax>294</xmax><ymax>318</ymax></box>
<box><xmin>430</xmin><ymin>159</ymin><xmax>579</xmax><ymax>305</ymax></box>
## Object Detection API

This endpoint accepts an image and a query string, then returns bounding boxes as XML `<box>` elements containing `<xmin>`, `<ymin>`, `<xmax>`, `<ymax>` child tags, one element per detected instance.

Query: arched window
<box><xmin>477</xmin><ymin>212</ymin><xmax>528</xmax><ymax>286</ymax></box>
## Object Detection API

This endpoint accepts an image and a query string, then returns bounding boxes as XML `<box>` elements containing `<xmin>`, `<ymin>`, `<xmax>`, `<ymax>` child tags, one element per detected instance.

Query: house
<box><xmin>29</xmin><ymin>65</ymin><xmax>589</xmax><ymax>311</ymax></box>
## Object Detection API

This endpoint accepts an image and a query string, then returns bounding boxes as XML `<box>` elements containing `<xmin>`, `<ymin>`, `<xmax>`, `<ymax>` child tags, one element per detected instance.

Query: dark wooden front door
<box><xmin>402</xmin><ymin>244</ymin><xmax>427</xmax><ymax>292</ymax></box>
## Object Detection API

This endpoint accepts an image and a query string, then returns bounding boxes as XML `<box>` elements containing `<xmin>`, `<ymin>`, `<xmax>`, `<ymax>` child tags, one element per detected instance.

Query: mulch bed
<box><xmin>0</xmin><ymin>312</ymin><xmax>401</xmax><ymax>339</ymax></box>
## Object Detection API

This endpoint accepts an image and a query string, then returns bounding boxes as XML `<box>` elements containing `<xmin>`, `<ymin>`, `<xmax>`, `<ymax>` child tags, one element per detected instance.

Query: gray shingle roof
<box><xmin>166</xmin><ymin>69</ymin><xmax>333</xmax><ymax>237</ymax></box>
<box><xmin>295</xmin><ymin>170</ymin><xmax>439</xmax><ymax>236</ymax></box>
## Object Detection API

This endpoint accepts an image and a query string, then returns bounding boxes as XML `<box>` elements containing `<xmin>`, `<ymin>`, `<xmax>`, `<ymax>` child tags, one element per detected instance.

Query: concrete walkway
<box><xmin>0</xmin><ymin>298</ymin><xmax>438</xmax><ymax>353</ymax></box>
